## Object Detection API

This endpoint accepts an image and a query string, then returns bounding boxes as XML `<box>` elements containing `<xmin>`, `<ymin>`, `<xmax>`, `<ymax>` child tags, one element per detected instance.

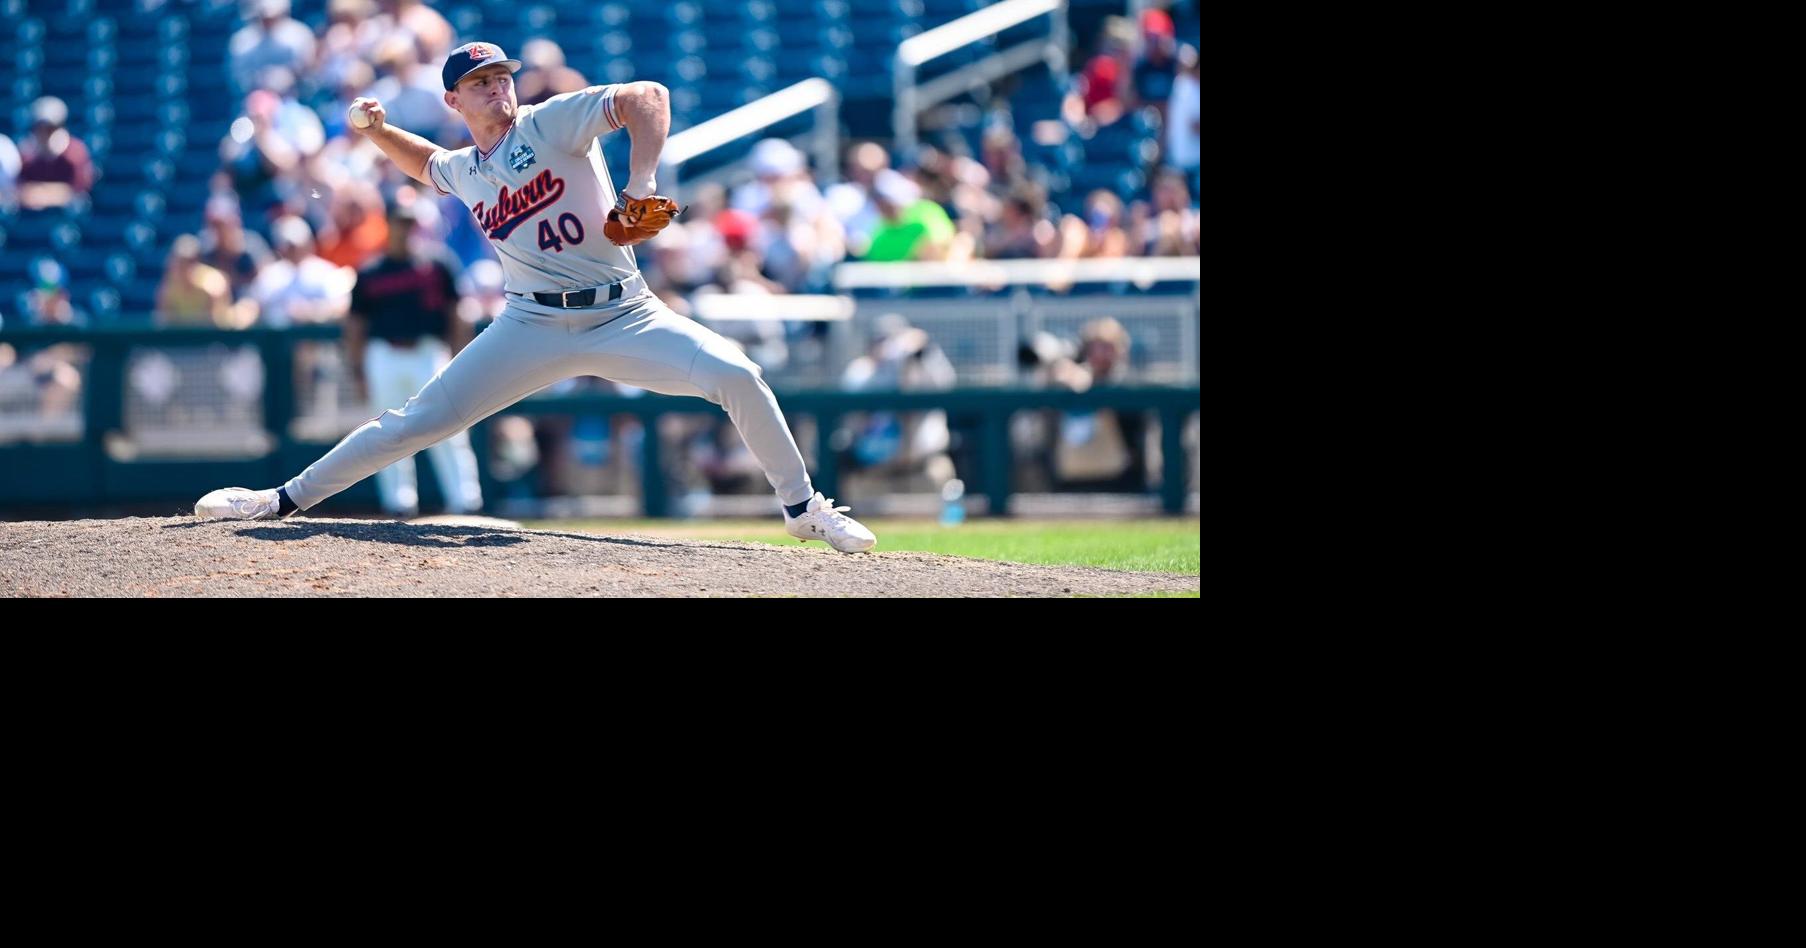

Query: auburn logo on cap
<box><xmin>467</xmin><ymin>44</ymin><xmax>492</xmax><ymax>60</ymax></box>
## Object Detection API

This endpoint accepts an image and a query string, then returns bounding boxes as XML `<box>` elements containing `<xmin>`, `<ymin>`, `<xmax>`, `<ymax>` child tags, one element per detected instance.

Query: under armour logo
<box><xmin>468</xmin><ymin>166</ymin><xmax>478</xmax><ymax>176</ymax></box>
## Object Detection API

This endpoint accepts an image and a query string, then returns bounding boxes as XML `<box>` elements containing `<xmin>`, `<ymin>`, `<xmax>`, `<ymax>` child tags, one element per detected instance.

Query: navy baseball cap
<box><xmin>442</xmin><ymin>42</ymin><xmax>522</xmax><ymax>91</ymax></box>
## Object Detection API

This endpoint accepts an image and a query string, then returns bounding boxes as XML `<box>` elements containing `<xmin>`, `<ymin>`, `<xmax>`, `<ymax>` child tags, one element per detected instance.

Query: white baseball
<box><xmin>349</xmin><ymin>104</ymin><xmax>373</xmax><ymax>128</ymax></box>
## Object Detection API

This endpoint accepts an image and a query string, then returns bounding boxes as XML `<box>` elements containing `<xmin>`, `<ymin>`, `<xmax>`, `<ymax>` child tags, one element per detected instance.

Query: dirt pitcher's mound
<box><xmin>1</xmin><ymin>517</ymin><xmax>1200</xmax><ymax>598</ymax></box>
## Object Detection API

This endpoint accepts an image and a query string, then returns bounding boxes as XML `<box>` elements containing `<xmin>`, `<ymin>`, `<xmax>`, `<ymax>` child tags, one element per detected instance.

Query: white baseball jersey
<box><xmin>426</xmin><ymin>86</ymin><xmax>637</xmax><ymax>310</ymax></box>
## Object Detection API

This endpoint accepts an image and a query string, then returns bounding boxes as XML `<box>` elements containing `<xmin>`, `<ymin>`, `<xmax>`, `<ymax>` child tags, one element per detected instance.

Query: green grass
<box><xmin>523</xmin><ymin>518</ymin><xmax>1200</xmax><ymax>576</ymax></box>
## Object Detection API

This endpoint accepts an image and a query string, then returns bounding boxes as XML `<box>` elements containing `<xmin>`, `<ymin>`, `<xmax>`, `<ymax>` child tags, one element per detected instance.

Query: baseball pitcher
<box><xmin>195</xmin><ymin>42</ymin><xmax>875</xmax><ymax>552</ymax></box>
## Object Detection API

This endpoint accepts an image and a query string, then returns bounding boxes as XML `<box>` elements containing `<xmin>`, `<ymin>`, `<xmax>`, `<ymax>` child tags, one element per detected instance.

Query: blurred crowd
<box><xmin>641</xmin><ymin>7</ymin><xmax>1200</xmax><ymax>308</ymax></box>
<box><xmin>4</xmin><ymin>0</ymin><xmax>1199</xmax><ymax>331</ymax></box>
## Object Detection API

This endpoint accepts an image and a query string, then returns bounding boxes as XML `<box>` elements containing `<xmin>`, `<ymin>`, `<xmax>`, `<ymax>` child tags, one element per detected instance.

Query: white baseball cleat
<box><xmin>784</xmin><ymin>492</ymin><xmax>877</xmax><ymax>553</ymax></box>
<box><xmin>194</xmin><ymin>487</ymin><xmax>283</xmax><ymax>521</ymax></box>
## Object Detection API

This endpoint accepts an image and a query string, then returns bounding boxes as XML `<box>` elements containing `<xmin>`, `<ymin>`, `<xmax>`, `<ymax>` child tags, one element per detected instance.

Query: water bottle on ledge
<box><xmin>940</xmin><ymin>478</ymin><xmax>966</xmax><ymax>527</ymax></box>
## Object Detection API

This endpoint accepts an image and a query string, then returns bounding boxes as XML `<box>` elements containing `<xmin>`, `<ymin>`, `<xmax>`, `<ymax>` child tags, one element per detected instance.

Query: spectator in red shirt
<box><xmin>1074</xmin><ymin>17</ymin><xmax>1137</xmax><ymax>127</ymax></box>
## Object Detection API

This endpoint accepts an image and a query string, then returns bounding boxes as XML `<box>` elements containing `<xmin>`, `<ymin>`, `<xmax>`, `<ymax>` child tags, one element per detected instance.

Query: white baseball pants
<box><xmin>282</xmin><ymin>292</ymin><xmax>814</xmax><ymax>512</ymax></box>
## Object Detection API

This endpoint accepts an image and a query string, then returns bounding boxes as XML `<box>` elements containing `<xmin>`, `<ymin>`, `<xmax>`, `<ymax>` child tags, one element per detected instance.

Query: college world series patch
<box><xmin>509</xmin><ymin>143</ymin><xmax>536</xmax><ymax>173</ymax></box>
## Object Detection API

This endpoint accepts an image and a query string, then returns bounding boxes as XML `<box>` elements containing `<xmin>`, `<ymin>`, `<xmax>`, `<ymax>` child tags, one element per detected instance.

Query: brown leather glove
<box><xmin>603</xmin><ymin>193</ymin><xmax>684</xmax><ymax>246</ymax></box>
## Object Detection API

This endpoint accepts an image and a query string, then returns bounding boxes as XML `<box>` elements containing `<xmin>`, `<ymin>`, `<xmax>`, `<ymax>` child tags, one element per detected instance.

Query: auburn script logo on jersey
<box><xmin>473</xmin><ymin>169</ymin><xmax>566</xmax><ymax>240</ymax></box>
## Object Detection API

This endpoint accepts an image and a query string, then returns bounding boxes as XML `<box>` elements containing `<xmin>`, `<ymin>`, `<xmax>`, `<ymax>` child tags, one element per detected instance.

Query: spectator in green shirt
<box><xmin>862</xmin><ymin>170</ymin><xmax>958</xmax><ymax>262</ymax></box>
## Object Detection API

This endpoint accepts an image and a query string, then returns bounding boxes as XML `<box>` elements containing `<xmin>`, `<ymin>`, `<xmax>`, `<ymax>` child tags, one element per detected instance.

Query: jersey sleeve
<box><xmin>425</xmin><ymin>149</ymin><xmax>458</xmax><ymax>197</ymax></box>
<box><xmin>524</xmin><ymin>84</ymin><xmax>628</xmax><ymax>155</ymax></box>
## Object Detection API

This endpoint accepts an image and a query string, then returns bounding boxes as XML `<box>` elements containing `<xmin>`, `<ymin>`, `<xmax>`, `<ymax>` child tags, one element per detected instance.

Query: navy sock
<box><xmin>784</xmin><ymin>499</ymin><xmax>810</xmax><ymax>518</ymax></box>
<box><xmin>277</xmin><ymin>487</ymin><xmax>298</xmax><ymax>516</ymax></box>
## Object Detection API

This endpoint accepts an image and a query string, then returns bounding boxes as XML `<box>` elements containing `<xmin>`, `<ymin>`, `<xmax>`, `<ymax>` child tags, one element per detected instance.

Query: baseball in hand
<box><xmin>349</xmin><ymin>104</ymin><xmax>373</xmax><ymax>128</ymax></box>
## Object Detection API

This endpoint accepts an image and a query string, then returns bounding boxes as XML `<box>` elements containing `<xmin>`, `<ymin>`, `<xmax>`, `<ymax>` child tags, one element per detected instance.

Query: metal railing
<box><xmin>893</xmin><ymin>0</ymin><xmax>1069</xmax><ymax>152</ymax></box>
<box><xmin>659</xmin><ymin>78</ymin><xmax>840</xmax><ymax>196</ymax></box>
<box><xmin>474</xmin><ymin>385</ymin><xmax>1199</xmax><ymax>518</ymax></box>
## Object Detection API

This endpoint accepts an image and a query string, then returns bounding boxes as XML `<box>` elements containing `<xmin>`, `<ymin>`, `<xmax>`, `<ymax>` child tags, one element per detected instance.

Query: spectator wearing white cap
<box><xmin>249</xmin><ymin>216</ymin><xmax>354</xmax><ymax>327</ymax></box>
<box><xmin>729</xmin><ymin>138</ymin><xmax>843</xmax><ymax>289</ymax></box>
<box><xmin>731</xmin><ymin>138</ymin><xmax>825</xmax><ymax>220</ymax></box>
<box><xmin>15</xmin><ymin>97</ymin><xmax>95</xmax><ymax>211</ymax></box>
